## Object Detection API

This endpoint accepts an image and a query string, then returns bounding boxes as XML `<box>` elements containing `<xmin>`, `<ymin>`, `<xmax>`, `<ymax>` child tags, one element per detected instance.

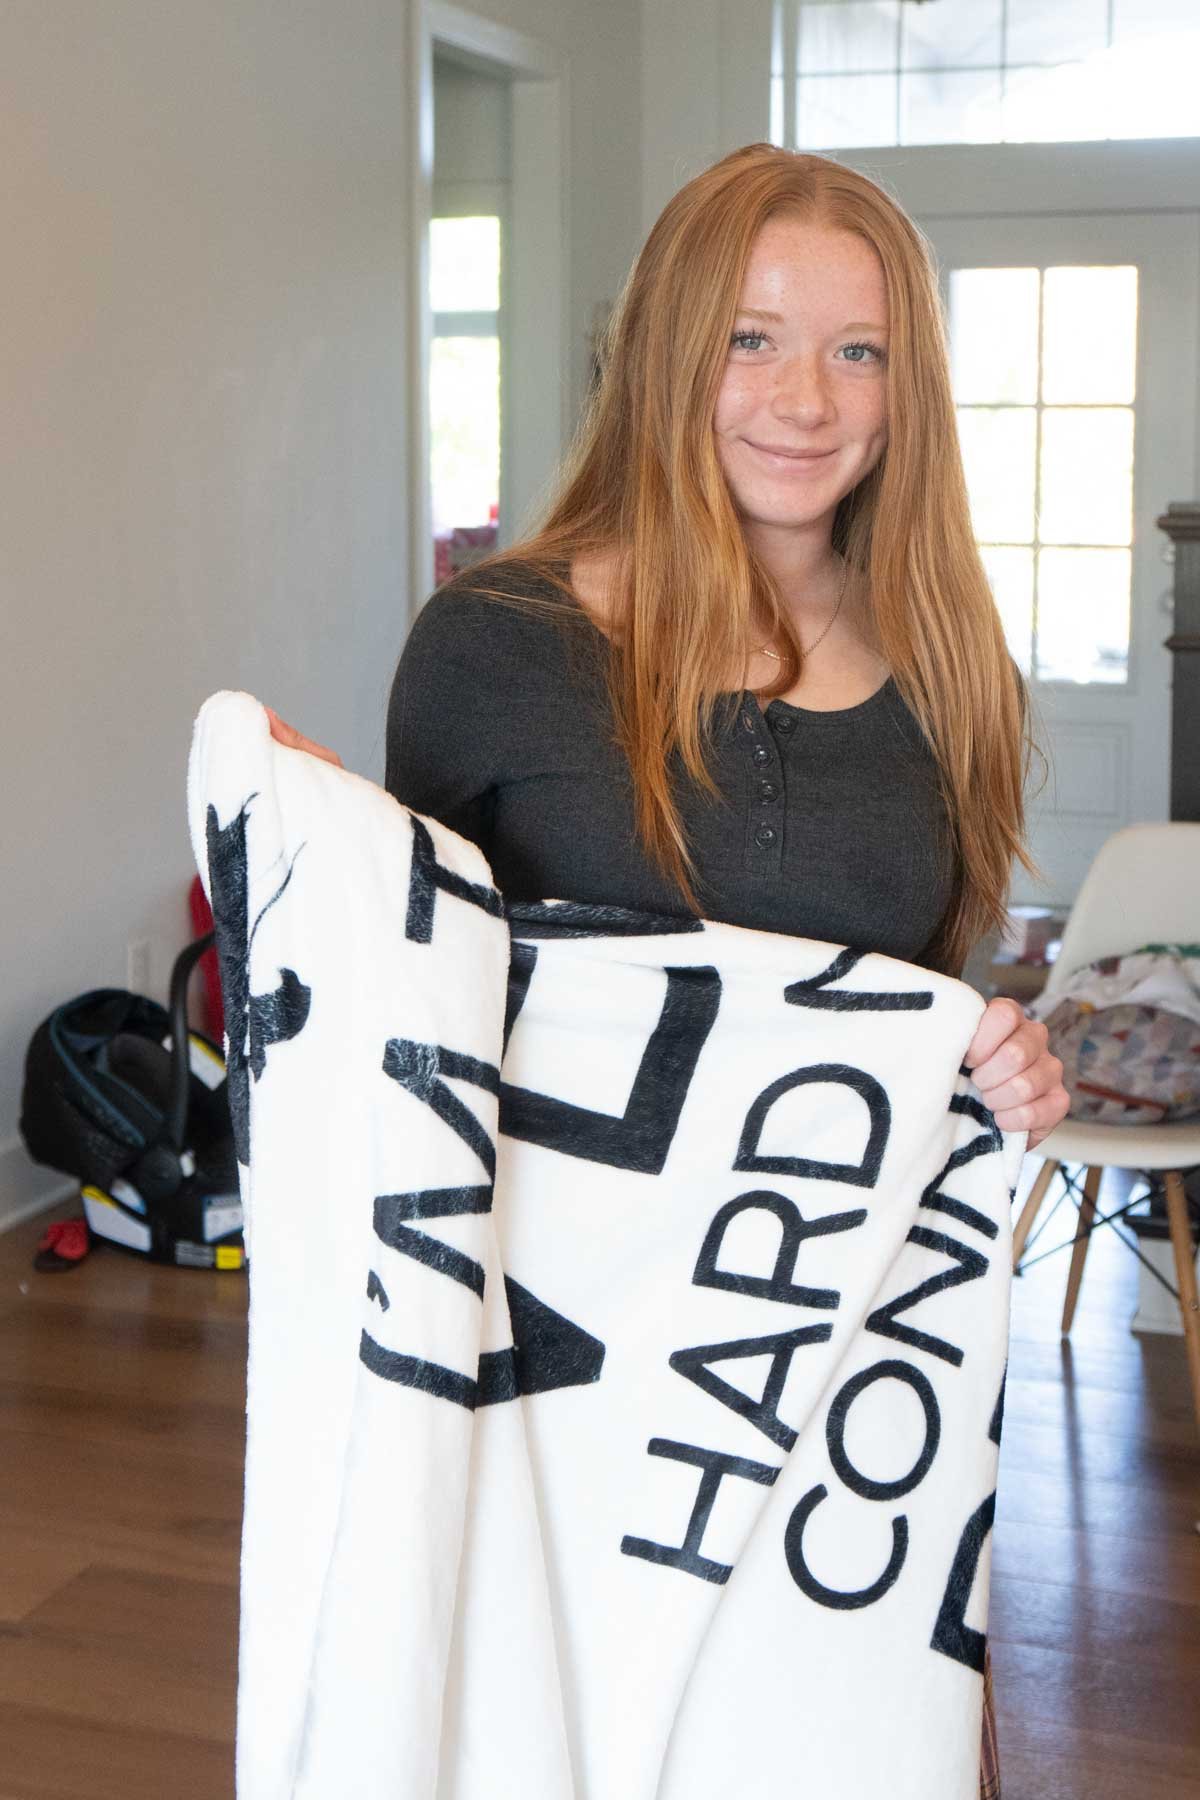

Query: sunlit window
<box><xmin>950</xmin><ymin>264</ymin><xmax>1138</xmax><ymax>685</ymax></box>
<box><xmin>430</xmin><ymin>216</ymin><xmax>501</xmax><ymax>581</ymax></box>
<box><xmin>772</xmin><ymin>0</ymin><xmax>1200</xmax><ymax>148</ymax></box>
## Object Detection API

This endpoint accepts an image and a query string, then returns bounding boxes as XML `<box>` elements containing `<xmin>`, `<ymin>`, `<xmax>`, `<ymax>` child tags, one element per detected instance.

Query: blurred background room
<box><xmin>1</xmin><ymin>3</ymin><xmax>1199</xmax><ymax>1795</ymax></box>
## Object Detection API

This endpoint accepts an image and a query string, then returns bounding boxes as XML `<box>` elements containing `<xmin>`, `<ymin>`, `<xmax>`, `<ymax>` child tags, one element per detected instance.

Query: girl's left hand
<box><xmin>963</xmin><ymin>997</ymin><xmax>1069</xmax><ymax>1151</ymax></box>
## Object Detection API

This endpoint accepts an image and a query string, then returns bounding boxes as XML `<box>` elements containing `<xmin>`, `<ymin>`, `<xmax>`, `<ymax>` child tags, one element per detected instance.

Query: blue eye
<box><xmin>841</xmin><ymin>340</ymin><xmax>886</xmax><ymax>364</ymax></box>
<box><xmin>729</xmin><ymin>331</ymin><xmax>887</xmax><ymax>364</ymax></box>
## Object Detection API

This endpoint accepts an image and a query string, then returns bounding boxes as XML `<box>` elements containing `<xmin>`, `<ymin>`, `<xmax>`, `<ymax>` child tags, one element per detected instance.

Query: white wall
<box><xmin>640</xmin><ymin>0</ymin><xmax>773</xmax><ymax>236</ymax></box>
<box><xmin>0</xmin><ymin>0</ymin><xmax>641</xmax><ymax>1222</ymax></box>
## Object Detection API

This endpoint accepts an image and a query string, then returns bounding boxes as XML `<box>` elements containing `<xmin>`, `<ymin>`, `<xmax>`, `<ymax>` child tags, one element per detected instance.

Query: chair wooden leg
<box><xmin>1012</xmin><ymin>1159</ymin><xmax>1058</xmax><ymax>1271</ymax></box>
<box><xmin>1061</xmin><ymin>1165</ymin><xmax>1102</xmax><ymax>1337</ymax></box>
<box><xmin>1163</xmin><ymin>1171</ymin><xmax>1200</xmax><ymax>1445</ymax></box>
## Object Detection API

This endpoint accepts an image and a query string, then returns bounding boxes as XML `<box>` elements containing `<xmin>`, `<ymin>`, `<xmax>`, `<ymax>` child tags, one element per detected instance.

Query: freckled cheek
<box><xmin>713</xmin><ymin>375</ymin><xmax>758</xmax><ymax>434</ymax></box>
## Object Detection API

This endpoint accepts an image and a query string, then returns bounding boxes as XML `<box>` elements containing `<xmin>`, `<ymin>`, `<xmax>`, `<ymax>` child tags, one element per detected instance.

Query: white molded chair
<box><xmin>1009</xmin><ymin>823</ymin><xmax>1200</xmax><ymax>1441</ymax></box>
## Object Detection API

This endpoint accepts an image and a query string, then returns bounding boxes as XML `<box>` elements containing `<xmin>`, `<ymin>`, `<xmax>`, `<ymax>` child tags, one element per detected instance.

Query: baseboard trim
<box><xmin>0</xmin><ymin>1135</ymin><xmax>76</xmax><ymax>1235</ymax></box>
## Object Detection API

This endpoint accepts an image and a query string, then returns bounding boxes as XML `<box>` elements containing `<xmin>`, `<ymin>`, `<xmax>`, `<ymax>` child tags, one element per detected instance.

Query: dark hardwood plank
<box><xmin>0</xmin><ymin>1697</ymin><xmax>233</xmax><ymax>1800</ymax></box>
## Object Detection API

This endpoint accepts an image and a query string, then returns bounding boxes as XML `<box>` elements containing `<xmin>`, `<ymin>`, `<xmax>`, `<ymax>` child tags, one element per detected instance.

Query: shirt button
<box><xmin>759</xmin><ymin>780</ymin><xmax>779</xmax><ymax>802</ymax></box>
<box><xmin>754</xmin><ymin>823</ymin><xmax>777</xmax><ymax>848</ymax></box>
<box><xmin>751</xmin><ymin>746</ymin><xmax>771</xmax><ymax>766</ymax></box>
<box><xmin>772</xmin><ymin>712</ymin><xmax>796</xmax><ymax>735</ymax></box>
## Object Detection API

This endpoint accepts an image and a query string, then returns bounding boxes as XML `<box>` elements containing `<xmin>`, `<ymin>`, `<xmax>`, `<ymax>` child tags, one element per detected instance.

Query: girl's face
<box><xmin>713</xmin><ymin>216</ymin><xmax>890</xmax><ymax>539</ymax></box>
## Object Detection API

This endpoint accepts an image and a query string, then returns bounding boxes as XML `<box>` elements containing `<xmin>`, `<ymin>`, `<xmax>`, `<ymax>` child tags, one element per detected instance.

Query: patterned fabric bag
<box><xmin>1035</xmin><ymin>947</ymin><xmax>1200</xmax><ymax>1126</ymax></box>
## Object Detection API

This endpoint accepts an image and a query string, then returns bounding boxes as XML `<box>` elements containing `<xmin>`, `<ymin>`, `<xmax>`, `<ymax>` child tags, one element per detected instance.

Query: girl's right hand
<box><xmin>264</xmin><ymin>705</ymin><xmax>344</xmax><ymax>770</ymax></box>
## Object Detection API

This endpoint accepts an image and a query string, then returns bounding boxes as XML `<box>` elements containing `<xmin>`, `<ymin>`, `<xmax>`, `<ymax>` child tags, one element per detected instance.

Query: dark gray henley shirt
<box><xmin>384</xmin><ymin>564</ymin><xmax>958</xmax><ymax>971</ymax></box>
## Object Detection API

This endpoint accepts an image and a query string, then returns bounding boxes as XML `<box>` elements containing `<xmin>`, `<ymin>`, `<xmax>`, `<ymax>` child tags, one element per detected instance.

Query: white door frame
<box><xmin>408</xmin><ymin>0</ymin><xmax>570</xmax><ymax>622</ymax></box>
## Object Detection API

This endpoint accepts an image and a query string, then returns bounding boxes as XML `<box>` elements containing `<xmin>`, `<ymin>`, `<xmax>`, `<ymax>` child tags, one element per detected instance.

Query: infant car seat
<box><xmin>19</xmin><ymin>935</ymin><xmax>244</xmax><ymax>1269</ymax></box>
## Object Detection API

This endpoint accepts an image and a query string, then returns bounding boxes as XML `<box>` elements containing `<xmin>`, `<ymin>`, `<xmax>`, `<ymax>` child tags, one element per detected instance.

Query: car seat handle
<box><xmin>167</xmin><ymin>933</ymin><xmax>216</xmax><ymax>1150</ymax></box>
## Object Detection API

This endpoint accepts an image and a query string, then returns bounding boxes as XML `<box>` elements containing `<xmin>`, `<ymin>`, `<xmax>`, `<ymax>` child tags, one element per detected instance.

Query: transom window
<box><xmin>771</xmin><ymin>1</ymin><xmax>1200</xmax><ymax>148</ymax></box>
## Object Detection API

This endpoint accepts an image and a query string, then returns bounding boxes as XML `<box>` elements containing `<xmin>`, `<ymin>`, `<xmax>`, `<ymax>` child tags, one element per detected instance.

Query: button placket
<box><xmin>738</xmin><ymin>697</ymin><xmax>785</xmax><ymax>872</ymax></box>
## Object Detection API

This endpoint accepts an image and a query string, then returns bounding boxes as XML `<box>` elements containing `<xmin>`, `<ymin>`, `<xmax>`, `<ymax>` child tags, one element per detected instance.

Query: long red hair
<box><xmin>439</xmin><ymin>142</ymin><xmax>1040</xmax><ymax>976</ymax></box>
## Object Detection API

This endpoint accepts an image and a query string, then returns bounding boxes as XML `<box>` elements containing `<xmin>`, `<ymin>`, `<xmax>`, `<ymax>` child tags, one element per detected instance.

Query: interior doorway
<box><xmin>430</xmin><ymin>49</ymin><xmax>508</xmax><ymax>587</ymax></box>
<box><xmin>408</xmin><ymin>3</ymin><xmax>569</xmax><ymax>620</ymax></box>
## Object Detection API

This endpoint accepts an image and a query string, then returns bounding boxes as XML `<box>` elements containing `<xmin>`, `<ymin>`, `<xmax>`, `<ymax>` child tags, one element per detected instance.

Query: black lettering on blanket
<box><xmin>373</xmin><ymin>1186</ymin><xmax>493</xmax><ymax>1299</ymax></box>
<box><xmin>694</xmin><ymin>1190</ymin><xmax>867</xmax><ymax>1311</ymax></box>
<box><xmin>497</xmin><ymin>1277</ymin><xmax>606</xmax><ymax>1396</ymax></box>
<box><xmin>366</xmin><ymin>1270</ymin><xmax>390</xmax><ymax>1311</ymax></box>
<box><xmin>360</xmin><ymin>1039</ymin><xmax>502</xmax><ymax>1410</ymax></box>
<box><xmin>989</xmin><ymin>1367</ymin><xmax>1006</xmax><ymax>1446</ymax></box>
<box><xmin>404</xmin><ymin>815</ymin><xmax>505</xmax><ymax>944</ymax></box>
<box><xmin>783</xmin><ymin>947</ymin><xmax>934</xmax><ymax>1013</ymax></box>
<box><xmin>204</xmin><ymin>797</ymin><xmax>312</xmax><ymax>1166</ymax></box>
<box><xmin>500</xmin><ymin>966</ymin><xmax>721</xmax><ymax>1174</ymax></box>
<box><xmin>930</xmin><ymin>1491</ymin><xmax>996</xmax><ymax>1673</ymax></box>
<box><xmin>918</xmin><ymin>1094</ymin><xmax>1003</xmax><ymax>1242</ymax></box>
<box><xmin>865</xmin><ymin>1228</ymin><xmax>989</xmax><ymax>1367</ymax></box>
<box><xmin>358</xmin><ymin>1334</ymin><xmax>479</xmax><ymax>1408</ymax></box>
<box><xmin>826</xmin><ymin>1360</ymin><xmax>941</xmax><ymax>1501</ymax></box>
<box><xmin>621</xmin><ymin>1439</ymin><xmax>779</xmax><ymax>1586</ymax></box>
<box><xmin>735</xmin><ymin>1064</ymin><xmax>890</xmax><ymax>1189</ymax></box>
<box><xmin>505</xmin><ymin>900</ymin><xmax>706</xmax><ymax>939</ymax></box>
<box><xmin>669</xmin><ymin>1324</ymin><xmax>833</xmax><ymax>1452</ymax></box>
<box><xmin>362</xmin><ymin>1277</ymin><xmax>605</xmax><ymax>1411</ymax></box>
<box><xmin>784</xmin><ymin>1483</ymin><xmax>908</xmax><ymax>1609</ymax></box>
<box><xmin>382</xmin><ymin>1038</ymin><xmax>500</xmax><ymax>1183</ymax></box>
<box><xmin>503</xmin><ymin>941</ymin><xmax>538</xmax><ymax>1054</ymax></box>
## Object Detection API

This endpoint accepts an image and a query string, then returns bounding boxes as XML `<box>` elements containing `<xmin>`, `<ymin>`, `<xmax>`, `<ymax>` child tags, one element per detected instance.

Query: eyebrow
<box><xmin>735</xmin><ymin>307</ymin><xmax>890</xmax><ymax>332</ymax></box>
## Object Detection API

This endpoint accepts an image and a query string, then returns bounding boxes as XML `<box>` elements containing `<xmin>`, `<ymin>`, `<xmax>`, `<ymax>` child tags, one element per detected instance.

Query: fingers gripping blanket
<box><xmin>187</xmin><ymin>691</ymin><xmax>1021</xmax><ymax>1800</ymax></box>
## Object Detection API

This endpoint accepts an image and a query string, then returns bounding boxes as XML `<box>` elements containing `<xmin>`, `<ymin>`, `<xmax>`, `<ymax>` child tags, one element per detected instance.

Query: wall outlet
<box><xmin>126</xmin><ymin>937</ymin><xmax>152</xmax><ymax>994</ymax></box>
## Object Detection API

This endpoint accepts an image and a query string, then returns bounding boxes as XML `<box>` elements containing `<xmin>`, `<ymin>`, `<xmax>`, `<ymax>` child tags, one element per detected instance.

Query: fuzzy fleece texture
<box><xmin>187</xmin><ymin>690</ymin><xmax>1022</xmax><ymax>1800</ymax></box>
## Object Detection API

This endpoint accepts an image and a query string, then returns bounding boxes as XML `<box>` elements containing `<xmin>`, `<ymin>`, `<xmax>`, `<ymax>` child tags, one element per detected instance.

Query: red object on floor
<box><xmin>34</xmin><ymin>1216</ymin><xmax>91</xmax><ymax>1272</ymax></box>
<box><xmin>189</xmin><ymin>873</ymin><xmax>225</xmax><ymax>1042</ymax></box>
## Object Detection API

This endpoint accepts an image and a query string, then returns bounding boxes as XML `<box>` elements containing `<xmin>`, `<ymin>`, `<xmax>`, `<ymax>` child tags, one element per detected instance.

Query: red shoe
<box><xmin>34</xmin><ymin>1216</ymin><xmax>91</xmax><ymax>1272</ymax></box>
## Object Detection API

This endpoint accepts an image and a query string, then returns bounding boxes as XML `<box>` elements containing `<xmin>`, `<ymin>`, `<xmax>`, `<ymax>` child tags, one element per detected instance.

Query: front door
<box><xmin>919</xmin><ymin>207</ymin><xmax>1198</xmax><ymax>906</ymax></box>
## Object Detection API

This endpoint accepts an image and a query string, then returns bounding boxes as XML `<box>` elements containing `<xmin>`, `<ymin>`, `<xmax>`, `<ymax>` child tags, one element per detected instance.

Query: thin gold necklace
<box><xmin>753</xmin><ymin>556</ymin><xmax>850</xmax><ymax>662</ymax></box>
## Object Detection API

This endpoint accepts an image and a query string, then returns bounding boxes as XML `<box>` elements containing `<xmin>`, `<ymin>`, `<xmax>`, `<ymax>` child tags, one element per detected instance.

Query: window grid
<box><xmin>794</xmin><ymin>0</ymin><xmax>1119</xmax><ymax>78</ymax></box>
<box><xmin>777</xmin><ymin>0</ymin><xmax>1200</xmax><ymax>148</ymax></box>
<box><xmin>954</xmin><ymin>264</ymin><xmax>1137</xmax><ymax>686</ymax></box>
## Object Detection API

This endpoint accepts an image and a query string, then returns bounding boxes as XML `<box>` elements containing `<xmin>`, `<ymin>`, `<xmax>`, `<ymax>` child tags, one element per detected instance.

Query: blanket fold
<box><xmin>187</xmin><ymin>689</ymin><xmax>1021</xmax><ymax>1800</ymax></box>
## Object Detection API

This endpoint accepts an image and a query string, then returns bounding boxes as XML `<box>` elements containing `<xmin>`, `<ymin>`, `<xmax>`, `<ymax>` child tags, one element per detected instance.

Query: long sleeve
<box><xmin>384</xmin><ymin>589</ymin><xmax>504</xmax><ymax>855</ymax></box>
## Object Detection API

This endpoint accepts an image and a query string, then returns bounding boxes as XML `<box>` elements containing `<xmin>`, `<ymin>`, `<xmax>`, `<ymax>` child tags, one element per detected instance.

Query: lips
<box><xmin>746</xmin><ymin>440</ymin><xmax>836</xmax><ymax>461</ymax></box>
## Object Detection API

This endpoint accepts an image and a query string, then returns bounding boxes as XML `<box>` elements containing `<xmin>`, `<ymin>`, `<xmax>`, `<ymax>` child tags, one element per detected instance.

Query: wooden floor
<box><xmin>0</xmin><ymin>1173</ymin><xmax>1197</xmax><ymax>1799</ymax></box>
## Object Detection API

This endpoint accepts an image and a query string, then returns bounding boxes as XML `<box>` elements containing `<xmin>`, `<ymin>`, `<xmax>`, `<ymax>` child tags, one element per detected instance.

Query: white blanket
<box><xmin>187</xmin><ymin>689</ymin><xmax>1021</xmax><ymax>1800</ymax></box>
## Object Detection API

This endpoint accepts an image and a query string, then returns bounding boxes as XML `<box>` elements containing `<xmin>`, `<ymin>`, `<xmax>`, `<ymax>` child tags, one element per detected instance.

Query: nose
<box><xmin>770</xmin><ymin>353</ymin><xmax>836</xmax><ymax>427</ymax></box>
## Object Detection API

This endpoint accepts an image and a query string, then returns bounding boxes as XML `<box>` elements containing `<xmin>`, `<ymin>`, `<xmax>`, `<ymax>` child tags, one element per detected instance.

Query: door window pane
<box><xmin>1041</xmin><ymin>266</ymin><xmax>1137</xmax><ymax>404</ymax></box>
<box><xmin>1037</xmin><ymin>547</ymin><xmax>1131</xmax><ymax>683</ymax></box>
<box><xmin>430</xmin><ymin>214</ymin><xmax>501</xmax><ymax>579</ymax></box>
<box><xmin>957</xmin><ymin>407</ymin><xmax>1037</xmax><ymax>543</ymax></box>
<box><xmin>949</xmin><ymin>268</ymin><xmax>1039</xmax><ymax>404</ymax></box>
<box><xmin>979</xmin><ymin>545</ymin><xmax>1034</xmax><ymax>673</ymax></box>
<box><xmin>430</xmin><ymin>336</ymin><xmax>499</xmax><ymax>534</ymax></box>
<box><xmin>1039</xmin><ymin>408</ymin><xmax>1134</xmax><ymax>546</ymax></box>
<box><xmin>430</xmin><ymin>217</ymin><xmax>500</xmax><ymax>313</ymax></box>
